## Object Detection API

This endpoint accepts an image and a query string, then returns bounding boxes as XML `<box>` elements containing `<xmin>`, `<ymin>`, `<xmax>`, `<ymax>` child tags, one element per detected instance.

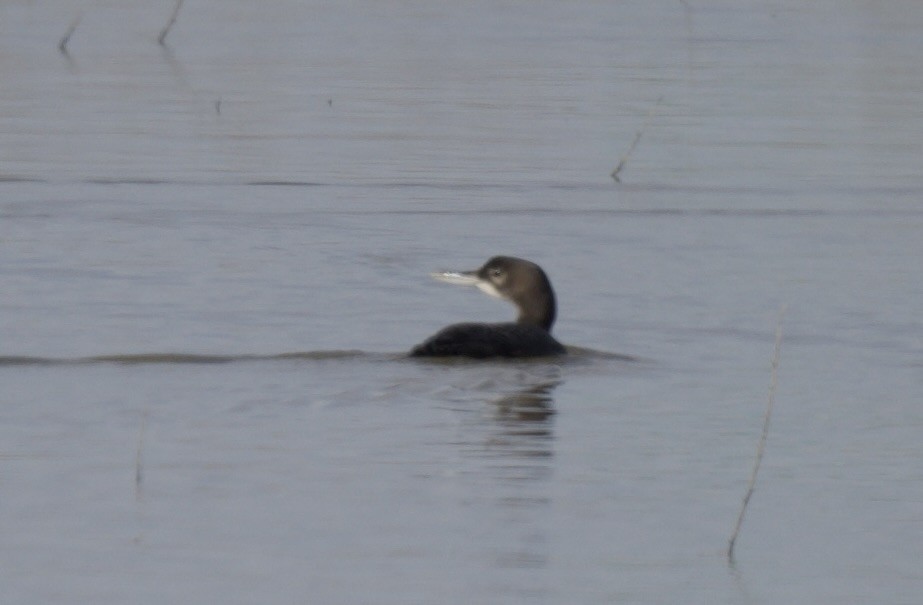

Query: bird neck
<box><xmin>515</xmin><ymin>290</ymin><xmax>556</xmax><ymax>332</ymax></box>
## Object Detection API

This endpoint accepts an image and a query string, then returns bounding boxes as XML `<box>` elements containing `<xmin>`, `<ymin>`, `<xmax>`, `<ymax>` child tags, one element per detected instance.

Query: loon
<box><xmin>410</xmin><ymin>256</ymin><xmax>567</xmax><ymax>358</ymax></box>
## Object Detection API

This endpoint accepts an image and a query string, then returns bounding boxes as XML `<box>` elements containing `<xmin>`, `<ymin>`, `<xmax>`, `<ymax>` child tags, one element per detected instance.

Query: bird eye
<box><xmin>490</xmin><ymin>268</ymin><xmax>503</xmax><ymax>279</ymax></box>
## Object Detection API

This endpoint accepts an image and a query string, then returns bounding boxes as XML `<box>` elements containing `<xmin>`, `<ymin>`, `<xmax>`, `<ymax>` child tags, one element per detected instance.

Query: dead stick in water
<box><xmin>727</xmin><ymin>305</ymin><xmax>787</xmax><ymax>564</ymax></box>
<box><xmin>611</xmin><ymin>95</ymin><xmax>663</xmax><ymax>183</ymax></box>
<box><xmin>158</xmin><ymin>0</ymin><xmax>185</xmax><ymax>46</ymax></box>
<box><xmin>58</xmin><ymin>14</ymin><xmax>82</xmax><ymax>55</ymax></box>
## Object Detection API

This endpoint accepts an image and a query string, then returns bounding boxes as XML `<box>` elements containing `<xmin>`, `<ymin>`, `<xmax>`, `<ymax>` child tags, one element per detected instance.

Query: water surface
<box><xmin>1</xmin><ymin>1</ymin><xmax>922</xmax><ymax>603</ymax></box>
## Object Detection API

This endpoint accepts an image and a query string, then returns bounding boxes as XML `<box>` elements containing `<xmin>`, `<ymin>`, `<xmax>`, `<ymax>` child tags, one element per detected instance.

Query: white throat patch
<box><xmin>475</xmin><ymin>280</ymin><xmax>505</xmax><ymax>300</ymax></box>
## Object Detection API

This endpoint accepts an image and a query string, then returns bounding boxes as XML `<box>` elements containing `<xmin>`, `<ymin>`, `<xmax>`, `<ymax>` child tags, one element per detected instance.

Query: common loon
<box><xmin>410</xmin><ymin>256</ymin><xmax>567</xmax><ymax>358</ymax></box>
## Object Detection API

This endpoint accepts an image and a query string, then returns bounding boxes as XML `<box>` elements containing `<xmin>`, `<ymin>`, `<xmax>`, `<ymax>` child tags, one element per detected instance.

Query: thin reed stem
<box><xmin>727</xmin><ymin>305</ymin><xmax>786</xmax><ymax>564</ymax></box>
<box><xmin>158</xmin><ymin>0</ymin><xmax>185</xmax><ymax>46</ymax></box>
<box><xmin>611</xmin><ymin>96</ymin><xmax>663</xmax><ymax>183</ymax></box>
<box><xmin>135</xmin><ymin>412</ymin><xmax>148</xmax><ymax>501</ymax></box>
<box><xmin>58</xmin><ymin>15</ymin><xmax>82</xmax><ymax>55</ymax></box>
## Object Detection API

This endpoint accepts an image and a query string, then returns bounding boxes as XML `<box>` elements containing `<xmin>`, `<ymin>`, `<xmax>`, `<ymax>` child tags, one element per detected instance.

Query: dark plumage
<box><xmin>410</xmin><ymin>256</ymin><xmax>566</xmax><ymax>358</ymax></box>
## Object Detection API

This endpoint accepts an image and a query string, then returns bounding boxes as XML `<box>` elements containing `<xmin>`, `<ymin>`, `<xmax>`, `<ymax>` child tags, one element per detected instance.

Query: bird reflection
<box><xmin>477</xmin><ymin>380</ymin><xmax>559</xmax><ymax>573</ymax></box>
<box><xmin>492</xmin><ymin>381</ymin><xmax>557</xmax><ymax>439</ymax></box>
<box><xmin>474</xmin><ymin>380</ymin><xmax>558</xmax><ymax>461</ymax></box>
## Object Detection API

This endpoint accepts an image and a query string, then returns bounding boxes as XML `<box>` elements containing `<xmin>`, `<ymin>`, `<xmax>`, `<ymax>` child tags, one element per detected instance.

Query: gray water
<box><xmin>2</xmin><ymin>1</ymin><xmax>922</xmax><ymax>603</ymax></box>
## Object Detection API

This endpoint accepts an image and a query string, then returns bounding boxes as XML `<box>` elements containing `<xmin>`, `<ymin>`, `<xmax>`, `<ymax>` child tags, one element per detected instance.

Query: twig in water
<box><xmin>727</xmin><ymin>305</ymin><xmax>787</xmax><ymax>564</ymax></box>
<box><xmin>58</xmin><ymin>14</ymin><xmax>82</xmax><ymax>55</ymax></box>
<box><xmin>135</xmin><ymin>411</ymin><xmax>148</xmax><ymax>501</ymax></box>
<box><xmin>611</xmin><ymin>96</ymin><xmax>664</xmax><ymax>183</ymax></box>
<box><xmin>158</xmin><ymin>0</ymin><xmax>185</xmax><ymax>46</ymax></box>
